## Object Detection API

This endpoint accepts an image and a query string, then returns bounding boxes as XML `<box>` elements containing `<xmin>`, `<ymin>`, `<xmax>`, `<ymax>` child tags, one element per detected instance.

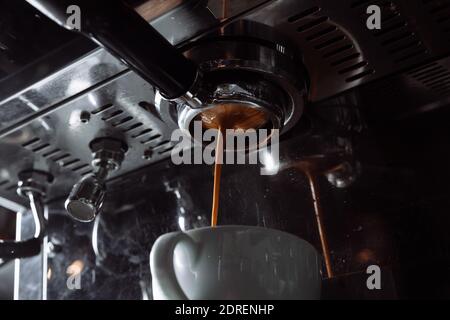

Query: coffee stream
<box><xmin>211</xmin><ymin>128</ymin><xmax>223</xmax><ymax>227</ymax></box>
<box><xmin>198</xmin><ymin>104</ymin><xmax>269</xmax><ymax>227</ymax></box>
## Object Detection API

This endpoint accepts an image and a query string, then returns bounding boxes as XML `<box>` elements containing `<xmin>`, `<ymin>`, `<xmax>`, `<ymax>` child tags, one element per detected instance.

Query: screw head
<box><xmin>80</xmin><ymin>111</ymin><xmax>91</xmax><ymax>124</ymax></box>
<box><xmin>143</xmin><ymin>149</ymin><xmax>153</xmax><ymax>160</ymax></box>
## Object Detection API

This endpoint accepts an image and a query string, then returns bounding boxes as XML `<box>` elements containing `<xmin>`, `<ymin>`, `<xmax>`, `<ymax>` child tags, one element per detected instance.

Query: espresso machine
<box><xmin>0</xmin><ymin>0</ymin><xmax>450</xmax><ymax>300</ymax></box>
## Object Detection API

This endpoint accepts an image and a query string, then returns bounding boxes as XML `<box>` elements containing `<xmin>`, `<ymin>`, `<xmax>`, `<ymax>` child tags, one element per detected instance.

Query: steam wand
<box><xmin>0</xmin><ymin>170</ymin><xmax>52</xmax><ymax>259</ymax></box>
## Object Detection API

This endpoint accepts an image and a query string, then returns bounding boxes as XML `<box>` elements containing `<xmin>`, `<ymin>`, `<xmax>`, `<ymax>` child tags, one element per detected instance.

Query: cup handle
<box><xmin>150</xmin><ymin>232</ymin><xmax>197</xmax><ymax>300</ymax></box>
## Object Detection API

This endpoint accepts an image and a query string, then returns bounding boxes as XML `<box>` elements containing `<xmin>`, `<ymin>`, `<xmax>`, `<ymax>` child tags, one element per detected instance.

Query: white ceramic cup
<box><xmin>150</xmin><ymin>225</ymin><xmax>322</xmax><ymax>300</ymax></box>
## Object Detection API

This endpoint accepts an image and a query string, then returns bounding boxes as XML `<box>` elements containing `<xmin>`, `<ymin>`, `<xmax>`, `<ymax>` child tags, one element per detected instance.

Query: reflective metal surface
<box><xmin>27</xmin><ymin>0</ymin><xmax>199</xmax><ymax>100</ymax></box>
<box><xmin>65</xmin><ymin>176</ymin><xmax>106</xmax><ymax>223</ymax></box>
<box><xmin>242</xmin><ymin>0</ymin><xmax>450</xmax><ymax>101</ymax></box>
<box><xmin>0</xmin><ymin>0</ymin><xmax>276</xmax><ymax>207</ymax></box>
<box><xmin>1</xmin><ymin>0</ymin><xmax>449</xmax><ymax>209</ymax></box>
<box><xmin>0</xmin><ymin>170</ymin><xmax>50</xmax><ymax>260</ymax></box>
<box><xmin>0</xmin><ymin>70</ymin><xmax>182</xmax><ymax>205</ymax></box>
<box><xmin>3</xmin><ymin>0</ymin><xmax>450</xmax><ymax>301</ymax></box>
<box><xmin>150</xmin><ymin>0</ymin><xmax>218</xmax><ymax>45</ymax></box>
<box><xmin>66</xmin><ymin>138</ymin><xmax>128</xmax><ymax>222</ymax></box>
<box><xmin>178</xmin><ymin>35</ymin><xmax>308</xmax><ymax>136</ymax></box>
<box><xmin>0</xmin><ymin>48</ymin><xmax>126</xmax><ymax>133</ymax></box>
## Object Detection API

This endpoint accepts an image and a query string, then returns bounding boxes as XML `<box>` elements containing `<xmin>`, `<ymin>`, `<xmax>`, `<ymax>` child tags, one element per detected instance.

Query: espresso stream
<box><xmin>198</xmin><ymin>103</ymin><xmax>269</xmax><ymax>227</ymax></box>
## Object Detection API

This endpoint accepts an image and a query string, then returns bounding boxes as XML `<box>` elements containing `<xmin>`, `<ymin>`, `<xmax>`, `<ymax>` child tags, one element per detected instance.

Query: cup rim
<box><xmin>176</xmin><ymin>225</ymin><xmax>320</xmax><ymax>255</ymax></box>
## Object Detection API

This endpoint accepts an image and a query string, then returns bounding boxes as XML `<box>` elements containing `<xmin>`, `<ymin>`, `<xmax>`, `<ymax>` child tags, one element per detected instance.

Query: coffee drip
<box><xmin>197</xmin><ymin>103</ymin><xmax>269</xmax><ymax>227</ymax></box>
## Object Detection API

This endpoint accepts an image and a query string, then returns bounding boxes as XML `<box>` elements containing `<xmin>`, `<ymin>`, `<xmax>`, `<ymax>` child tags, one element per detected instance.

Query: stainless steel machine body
<box><xmin>1</xmin><ymin>0</ymin><xmax>450</xmax><ymax>300</ymax></box>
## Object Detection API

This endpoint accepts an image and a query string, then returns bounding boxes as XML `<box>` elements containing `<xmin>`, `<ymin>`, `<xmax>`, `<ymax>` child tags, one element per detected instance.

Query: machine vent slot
<box><xmin>288</xmin><ymin>6</ymin><xmax>321</xmax><ymax>22</ymax></box>
<box><xmin>22</xmin><ymin>137</ymin><xmax>40</xmax><ymax>148</ymax></box>
<box><xmin>408</xmin><ymin>62</ymin><xmax>439</xmax><ymax>76</ymax></box>
<box><xmin>4</xmin><ymin>183</ymin><xmax>17</xmax><ymax>191</ymax></box>
<box><xmin>288</xmin><ymin>6</ymin><xmax>374</xmax><ymax>85</ymax></box>
<box><xmin>331</xmin><ymin>53</ymin><xmax>361</xmax><ymax>66</ymax></box>
<box><xmin>435</xmin><ymin>2</ymin><xmax>450</xmax><ymax>23</ymax></box>
<box><xmin>314</xmin><ymin>35</ymin><xmax>346</xmax><ymax>50</ymax></box>
<box><xmin>101</xmin><ymin>110</ymin><xmax>124</xmax><ymax>121</ymax></box>
<box><xmin>353</xmin><ymin>1</ymin><xmax>429</xmax><ymax>66</ymax></box>
<box><xmin>123</xmin><ymin>122</ymin><xmax>143</xmax><ymax>133</ymax></box>
<box><xmin>297</xmin><ymin>16</ymin><xmax>329</xmax><ymax>33</ymax></box>
<box><xmin>31</xmin><ymin>143</ymin><xmax>51</xmax><ymax>153</ymax></box>
<box><xmin>418</xmin><ymin>70</ymin><xmax>448</xmax><ymax>83</ymax></box>
<box><xmin>338</xmin><ymin>61</ymin><xmax>369</xmax><ymax>74</ymax></box>
<box><xmin>141</xmin><ymin>134</ymin><xmax>162</xmax><ymax>145</ymax></box>
<box><xmin>428</xmin><ymin>74</ymin><xmax>450</xmax><ymax>84</ymax></box>
<box><xmin>91</xmin><ymin>103</ymin><xmax>114</xmax><ymax>115</ymax></box>
<box><xmin>139</xmin><ymin>101</ymin><xmax>163</xmax><ymax>120</ymax></box>
<box><xmin>306</xmin><ymin>26</ymin><xmax>337</xmax><ymax>41</ymax></box>
<box><xmin>153</xmin><ymin>140</ymin><xmax>171</xmax><ymax>148</ymax></box>
<box><xmin>346</xmin><ymin>69</ymin><xmax>375</xmax><ymax>82</ymax></box>
<box><xmin>62</xmin><ymin>158</ymin><xmax>80</xmax><ymax>168</ymax></box>
<box><xmin>394</xmin><ymin>49</ymin><xmax>429</xmax><ymax>64</ymax></box>
<box><xmin>158</xmin><ymin>145</ymin><xmax>175</xmax><ymax>155</ymax></box>
<box><xmin>423</xmin><ymin>0</ymin><xmax>450</xmax><ymax>38</ymax></box>
<box><xmin>42</xmin><ymin>148</ymin><xmax>61</xmax><ymax>158</ymax></box>
<box><xmin>430</xmin><ymin>3</ymin><xmax>450</xmax><ymax>14</ymax></box>
<box><xmin>21</xmin><ymin>137</ymin><xmax>92</xmax><ymax>175</ymax></box>
<box><xmin>373</xmin><ymin>21</ymin><xmax>407</xmax><ymax>37</ymax></box>
<box><xmin>0</xmin><ymin>180</ymin><xmax>10</xmax><ymax>187</ymax></box>
<box><xmin>381</xmin><ymin>31</ymin><xmax>413</xmax><ymax>46</ymax></box>
<box><xmin>72</xmin><ymin>163</ymin><xmax>90</xmax><ymax>172</ymax></box>
<box><xmin>388</xmin><ymin>40</ymin><xmax>423</xmax><ymax>55</ymax></box>
<box><xmin>51</xmin><ymin>154</ymin><xmax>71</xmax><ymax>162</ymax></box>
<box><xmin>81</xmin><ymin>169</ymin><xmax>93</xmax><ymax>176</ymax></box>
<box><xmin>407</xmin><ymin>62</ymin><xmax>450</xmax><ymax>96</ymax></box>
<box><xmin>0</xmin><ymin>180</ymin><xmax>17</xmax><ymax>193</ymax></box>
<box><xmin>92</xmin><ymin>104</ymin><xmax>160</xmax><ymax>142</ymax></box>
<box><xmin>132</xmin><ymin>129</ymin><xmax>153</xmax><ymax>139</ymax></box>
<box><xmin>323</xmin><ymin>44</ymin><xmax>354</xmax><ymax>58</ymax></box>
<box><xmin>112</xmin><ymin>116</ymin><xmax>133</xmax><ymax>127</ymax></box>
